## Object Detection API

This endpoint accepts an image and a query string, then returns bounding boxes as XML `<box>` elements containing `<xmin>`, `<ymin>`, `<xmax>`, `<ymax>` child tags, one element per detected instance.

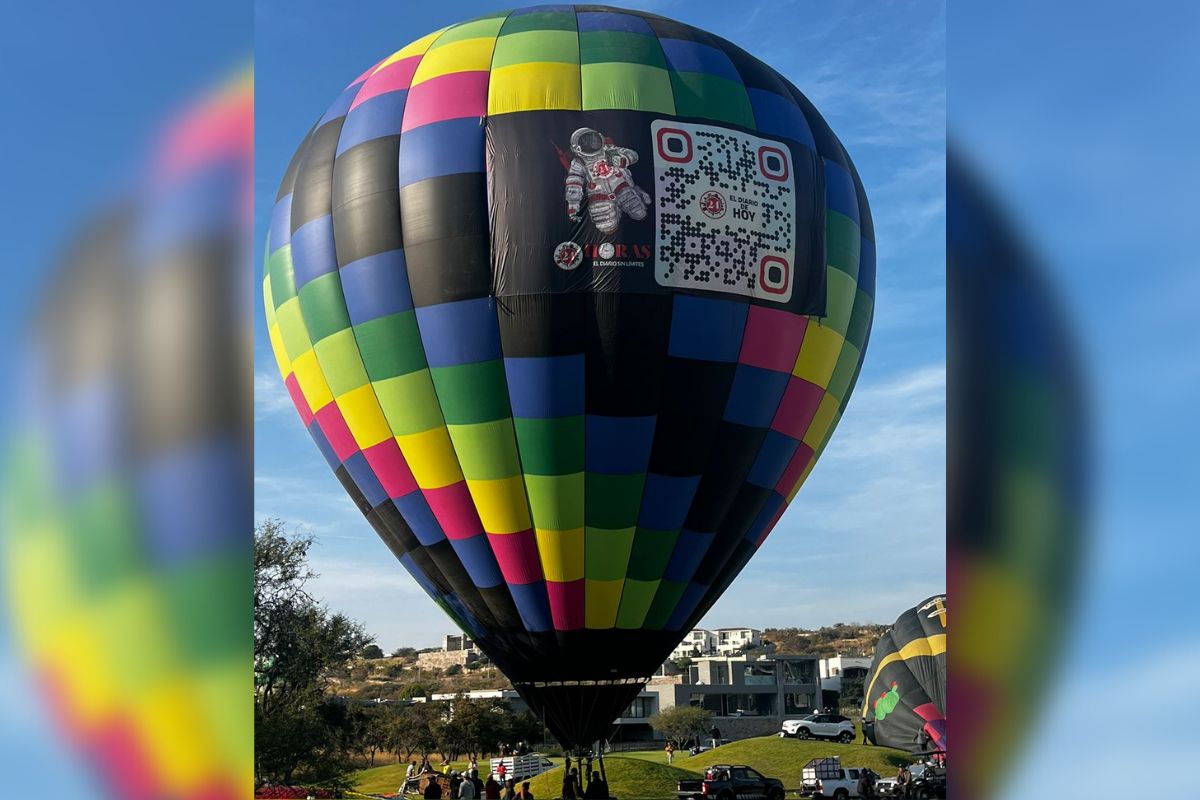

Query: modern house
<box><xmin>669</xmin><ymin>627</ymin><xmax>763</xmax><ymax>659</ymax></box>
<box><xmin>818</xmin><ymin>655</ymin><xmax>871</xmax><ymax>693</ymax></box>
<box><xmin>611</xmin><ymin>653</ymin><xmax>821</xmax><ymax>742</ymax></box>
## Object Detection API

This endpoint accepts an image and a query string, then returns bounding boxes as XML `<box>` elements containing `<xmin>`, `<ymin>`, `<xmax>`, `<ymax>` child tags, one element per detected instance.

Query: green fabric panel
<box><xmin>313</xmin><ymin>329</ymin><xmax>370</xmax><ymax>396</ymax></box>
<box><xmin>524</xmin><ymin>473</ymin><xmax>585</xmax><ymax>530</ymax></box>
<box><xmin>625</xmin><ymin>527</ymin><xmax>680</xmax><ymax>581</ymax></box>
<box><xmin>584</xmin><ymin>526</ymin><xmax>635</xmax><ymax>580</ymax></box>
<box><xmin>298</xmin><ymin>271</ymin><xmax>352</xmax><ymax>343</ymax></box>
<box><xmin>165</xmin><ymin>555</ymin><xmax>249</xmax><ymax>664</ymax></box>
<box><xmin>824</xmin><ymin>267</ymin><xmax>857</xmax><ymax>337</ymax></box>
<box><xmin>615</xmin><ymin>579</ymin><xmax>661</xmax><ymax>629</ymax></box>
<box><xmin>499</xmin><ymin>10</ymin><xmax>577</xmax><ymax>34</ymax></box>
<box><xmin>430</xmin><ymin>360</ymin><xmax>511</xmax><ymax>424</ymax></box>
<box><xmin>837</xmin><ymin>359</ymin><xmax>867</xmax><ymax>414</ymax></box>
<box><xmin>354</xmin><ymin>310</ymin><xmax>427</xmax><ymax>381</ymax></box>
<box><xmin>69</xmin><ymin>482</ymin><xmax>138</xmax><ymax>594</ymax></box>
<box><xmin>579</xmin><ymin>30</ymin><xmax>665</xmax><ymax>67</ymax></box>
<box><xmin>581</xmin><ymin>62</ymin><xmax>675</xmax><ymax>113</ymax></box>
<box><xmin>512</xmin><ymin>416</ymin><xmax>584</xmax><ymax>475</ymax></box>
<box><xmin>448</xmin><ymin>419</ymin><xmax>522</xmax><ymax>480</ymax></box>
<box><xmin>585</xmin><ymin>472</ymin><xmax>645</xmax><ymax>530</ymax></box>
<box><xmin>491</xmin><ymin>29</ymin><xmax>579</xmax><ymax>67</ymax></box>
<box><xmin>846</xmin><ymin>289</ymin><xmax>874</xmax><ymax>351</ymax></box>
<box><xmin>826</xmin><ymin>342</ymin><xmax>861</xmax><ymax>404</ymax></box>
<box><xmin>432</xmin><ymin>14</ymin><xmax>507</xmax><ymax>45</ymax></box>
<box><xmin>827</xmin><ymin>211</ymin><xmax>862</xmax><ymax>281</ymax></box>
<box><xmin>274</xmin><ymin>297</ymin><xmax>312</xmax><ymax>362</ymax></box>
<box><xmin>644</xmin><ymin>580</ymin><xmax>687</xmax><ymax>630</ymax></box>
<box><xmin>669</xmin><ymin>71</ymin><xmax>755</xmax><ymax>128</ymax></box>
<box><xmin>374</xmin><ymin>370</ymin><xmax>444</xmax><ymax>435</ymax></box>
<box><xmin>268</xmin><ymin>244</ymin><xmax>296</xmax><ymax>309</ymax></box>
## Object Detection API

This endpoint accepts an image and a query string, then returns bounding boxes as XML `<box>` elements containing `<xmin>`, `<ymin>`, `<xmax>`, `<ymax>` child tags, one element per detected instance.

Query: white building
<box><xmin>818</xmin><ymin>655</ymin><xmax>872</xmax><ymax>693</ymax></box>
<box><xmin>670</xmin><ymin>629</ymin><xmax>716</xmax><ymax>659</ymax></box>
<box><xmin>714</xmin><ymin>627</ymin><xmax>762</xmax><ymax>655</ymax></box>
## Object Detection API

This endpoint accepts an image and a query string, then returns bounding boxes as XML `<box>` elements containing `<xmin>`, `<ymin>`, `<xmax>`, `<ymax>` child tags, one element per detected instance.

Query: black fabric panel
<box><xmin>692</xmin><ymin>482</ymin><xmax>773</xmax><ymax>584</ymax></box>
<box><xmin>584</xmin><ymin>293</ymin><xmax>672</xmax><ymax>416</ymax></box>
<box><xmin>425</xmin><ymin>538</ymin><xmax>501</xmax><ymax>632</ymax></box>
<box><xmin>369</xmin><ymin>500</ymin><xmax>421</xmax><ymax>554</ymax></box>
<box><xmin>646</xmin><ymin>358</ymin><xmax>738</xmax><ymax>476</ymax></box>
<box><xmin>276</xmin><ymin>123</ymin><xmax>316</xmax><ymax>201</ymax></box>
<box><xmin>400</xmin><ymin>173</ymin><xmax>492</xmax><ymax>306</ymax></box>
<box><xmin>784</xmin><ymin>84</ymin><xmax>849</xmax><ymax>169</ymax></box>
<box><xmin>683</xmin><ymin>538</ymin><xmax>757</xmax><ymax>632</ymax></box>
<box><xmin>683</xmin><ymin>423</ymin><xmax>769</xmax><ymax>534</ymax></box>
<box><xmin>480</xmin><ymin>585</ymin><xmax>526</xmax><ymax>631</ymax></box>
<box><xmin>334</xmin><ymin>464</ymin><xmax>373</xmax><ymax>516</ymax></box>
<box><xmin>496</xmin><ymin>293</ymin><xmax>588</xmax><ymax>358</ymax></box>
<box><xmin>332</xmin><ymin>134</ymin><xmax>403</xmax><ymax>266</ymax></box>
<box><xmin>637</xmin><ymin>12</ymin><xmax>709</xmax><ymax>42</ymax></box>
<box><xmin>714</xmin><ymin>37</ymin><xmax>796</xmax><ymax>95</ymax></box>
<box><xmin>291</xmin><ymin>118</ymin><xmax>345</xmax><ymax>230</ymax></box>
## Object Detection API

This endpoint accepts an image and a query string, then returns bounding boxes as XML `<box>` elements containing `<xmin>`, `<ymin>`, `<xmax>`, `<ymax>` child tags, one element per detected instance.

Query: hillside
<box><xmin>526</xmin><ymin>756</ymin><xmax>700</xmax><ymax>799</ymax></box>
<box><xmin>763</xmin><ymin>623</ymin><xmax>888</xmax><ymax>658</ymax></box>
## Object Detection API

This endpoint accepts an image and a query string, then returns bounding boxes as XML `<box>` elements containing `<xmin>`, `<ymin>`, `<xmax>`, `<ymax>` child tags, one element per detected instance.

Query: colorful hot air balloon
<box><xmin>864</xmin><ymin>595</ymin><xmax>948</xmax><ymax>752</ymax></box>
<box><xmin>263</xmin><ymin>5</ymin><xmax>874</xmax><ymax>749</ymax></box>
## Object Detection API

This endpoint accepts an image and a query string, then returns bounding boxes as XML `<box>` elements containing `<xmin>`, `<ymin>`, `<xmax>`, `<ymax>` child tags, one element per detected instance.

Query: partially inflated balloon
<box><xmin>864</xmin><ymin>595</ymin><xmax>948</xmax><ymax>752</ymax></box>
<box><xmin>264</xmin><ymin>4</ymin><xmax>873</xmax><ymax>748</ymax></box>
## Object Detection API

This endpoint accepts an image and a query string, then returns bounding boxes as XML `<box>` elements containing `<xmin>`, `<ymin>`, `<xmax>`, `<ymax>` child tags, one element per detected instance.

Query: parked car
<box><xmin>781</xmin><ymin>713</ymin><xmax>856</xmax><ymax>743</ymax></box>
<box><xmin>677</xmin><ymin>764</ymin><xmax>785</xmax><ymax>800</ymax></box>
<box><xmin>800</xmin><ymin>757</ymin><xmax>872</xmax><ymax>799</ymax></box>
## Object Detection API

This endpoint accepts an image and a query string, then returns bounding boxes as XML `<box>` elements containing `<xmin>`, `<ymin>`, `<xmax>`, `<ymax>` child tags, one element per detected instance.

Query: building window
<box><xmin>690</xmin><ymin>693</ymin><xmax>725</xmax><ymax>715</ymax></box>
<box><xmin>743</xmin><ymin>663</ymin><xmax>775</xmax><ymax>686</ymax></box>
<box><xmin>712</xmin><ymin>663</ymin><xmax>729</xmax><ymax>684</ymax></box>
<box><xmin>784</xmin><ymin>693</ymin><xmax>815</xmax><ymax>714</ymax></box>
<box><xmin>726</xmin><ymin>693</ymin><xmax>777</xmax><ymax>716</ymax></box>
<box><xmin>622</xmin><ymin>697</ymin><xmax>654</xmax><ymax>719</ymax></box>
<box><xmin>782</xmin><ymin>660</ymin><xmax>815</xmax><ymax>684</ymax></box>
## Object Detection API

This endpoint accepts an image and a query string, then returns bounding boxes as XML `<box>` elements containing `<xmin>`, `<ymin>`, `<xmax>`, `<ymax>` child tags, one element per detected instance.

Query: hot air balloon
<box><xmin>263</xmin><ymin>4</ymin><xmax>874</xmax><ymax>750</ymax></box>
<box><xmin>863</xmin><ymin>595</ymin><xmax>947</xmax><ymax>753</ymax></box>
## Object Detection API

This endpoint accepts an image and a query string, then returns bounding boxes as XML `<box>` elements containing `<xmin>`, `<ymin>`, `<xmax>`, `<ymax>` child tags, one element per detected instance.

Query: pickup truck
<box><xmin>677</xmin><ymin>764</ymin><xmax>784</xmax><ymax>800</ymax></box>
<box><xmin>799</xmin><ymin>757</ymin><xmax>873</xmax><ymax>799</ymax></box>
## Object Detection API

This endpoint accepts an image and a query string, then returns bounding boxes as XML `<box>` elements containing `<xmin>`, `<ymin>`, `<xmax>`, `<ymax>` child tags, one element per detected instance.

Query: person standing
<box><xmin>664</xmin><ymin>741</ymin><xmax>675</xmax><ymax>765</ymax></box>
<box><xmin>517</xmin><ymin>781</ymin><xmax>534</xmax><ymax>800</ymax></box>
<box><xmin>458</xmin><ymin>773</ymin><xmax>477</xmax><ymax>800</ymax></box>
<box><xmin>424</xmin><ymin>777</ymin><xmax>443</xmax><ymax>800</ymax></box>
<box><xmin>861</xmin><ymin>717</ymin><xmax>873</xmax><ymax>745</ymax></box>
<box><xmin>484</xmin><ymin>775</ymin><xmax>501</xmax><ymax>800</ymax></box>
<box><xmin>895</xmin><ymin>765</ymin><xmax>911</xmax><ymax>798</ymax></box>
<box><xmin>709</xmin><ymin>725</ymin><xmax>721</xmax><ymax>749</ymax></box>
<box><xmin>502</xmin><ymin>780</ymin><xmax>516</xmax><ymax>800</ymax></box>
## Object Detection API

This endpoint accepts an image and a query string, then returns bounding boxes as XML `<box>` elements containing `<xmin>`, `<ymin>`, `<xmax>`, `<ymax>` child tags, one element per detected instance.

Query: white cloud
<box><xmin>255</xmin><ymin>368</ymin><xmax>295</xmax><ymax>419</ymax></box>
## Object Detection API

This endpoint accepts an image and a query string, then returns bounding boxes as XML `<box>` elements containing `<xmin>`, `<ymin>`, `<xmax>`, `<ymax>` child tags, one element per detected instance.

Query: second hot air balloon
<box><xmin>263</xmin><ymin>4</ymin><xmax>874</xmax><ymax>749</ymax></box>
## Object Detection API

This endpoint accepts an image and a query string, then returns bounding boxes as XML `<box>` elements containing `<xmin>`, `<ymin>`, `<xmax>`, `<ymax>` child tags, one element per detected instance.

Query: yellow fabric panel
<box><xmin>336</xmin><ymin>384</ymin><xmax>393</xmax><ymax>450</ymax></box>
<box><xmin>585</xmin><ymin>579</ymin><xmax>624</xmax><ymax>629</ymax></box>
<box><xmin>803</xmin><ymin>393</ymin><xmax>841</xmax><ymax>450</ymax></box>
<box><xmin>792</xmin><ymin>323</ymin><xmax>844</xmax><ymax>388</ymax></box>
<box><xmin>48</xmin><ymin>611</ymin><xmax>115</xmax><ymax>727</ymax></box>
<box><xmin>267</xmin><ymin>322</ymin><xmax>291</xmax><ymax>379</ymax></box>
<box><xmin>374</xmin><ymin>26</ymin><xmax>453</xmax><ymax>71</ymax></box>
<box><xmin>488</xmin><ymin>62</ymin><xmax>583</xmax><ymax>115</ymax></box>
<box><xmin>262</xmin><ymin>275</ymin><xmax>275</xmax><ymax>324</ymax></box>
<box><xmin>273</xmin><ymin>296</ymin><xmax>312</xmax><ymax>363</ymax></box>
<box><xmin>466</xmin><ymin>475</ymin><xmax>533</xmax><ymax>534</ymax></box>
<box><xmin>412</xmin><ymin>36</ymin><xmax>497</xmax><ymax>84</ymax></box>
<box><xmin>536</xmin><ymin>527</ymin><xmax>585</xmax><ymax>582</ymax></box>
<box><xmin>290</xmin><ymin>348</ymin><xmax>334</xmax><ymax>413</ymax></box>
<box><xmin>7</xmin><ymin>532</ymin><xmax>78</xmax><ymax>655</ymax></box>
<box><xmin>396</xmin><ymin>428</ymin><xmax>463</xmax><ymax>489</ymax></box>
<box><xmin>135</xmin><ymin>679</ymin><xmax>217</xmax><ymax>792</ymax></box>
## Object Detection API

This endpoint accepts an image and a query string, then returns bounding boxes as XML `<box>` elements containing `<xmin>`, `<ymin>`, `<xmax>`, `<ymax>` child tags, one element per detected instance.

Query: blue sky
<box><xmin>254</xmin><ymin>0</ymin><xmax>946</xmax><ymax>650</ymax></box>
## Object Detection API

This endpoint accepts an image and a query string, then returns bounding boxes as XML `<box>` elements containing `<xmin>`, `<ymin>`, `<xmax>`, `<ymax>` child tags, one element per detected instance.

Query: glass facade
<box><xmin>743</xmin><ymin>662</ymin><xmax>775</xmax><ymax>685</ymax></box>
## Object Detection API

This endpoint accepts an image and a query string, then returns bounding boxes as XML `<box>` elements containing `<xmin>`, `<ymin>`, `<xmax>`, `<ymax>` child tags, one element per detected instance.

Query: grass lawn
<box><xmin>525</xmin><ymin>755</ymin><xmax>700</xmax><ymax>799</ymax></box>
<box><xmin>353</xmin><ymin>736</ymin><xmax>910</xmax><ymax>797</ymax></box>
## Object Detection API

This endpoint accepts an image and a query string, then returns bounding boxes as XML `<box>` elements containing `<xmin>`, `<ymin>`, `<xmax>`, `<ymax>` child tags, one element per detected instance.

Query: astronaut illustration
<box><xmin>563</xmin><ymin>127</ymin><xmax>651</xmax><ymax>234</ymax></box>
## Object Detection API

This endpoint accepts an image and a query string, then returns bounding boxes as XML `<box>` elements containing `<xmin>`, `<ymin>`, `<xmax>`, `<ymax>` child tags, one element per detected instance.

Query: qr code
<box><xmin>651</xmin><ymin>120</ymin><xmax>796</xmax><ymax>302</ymax></box>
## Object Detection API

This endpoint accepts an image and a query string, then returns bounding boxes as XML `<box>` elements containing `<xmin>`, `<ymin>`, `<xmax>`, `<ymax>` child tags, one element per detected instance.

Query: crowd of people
<box><xmin>400</xmin><ymin>760</ymin><xmax>537</xmax><ymax>800</ymax></box>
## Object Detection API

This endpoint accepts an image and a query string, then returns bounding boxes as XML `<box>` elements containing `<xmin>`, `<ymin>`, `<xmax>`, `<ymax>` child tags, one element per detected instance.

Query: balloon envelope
<box><xmin>264</xmin><ymin>4</ymin><xmax>874</xmax><ymax>748</ymax></box>
<box><xmin>864</xmin><ymin>595</ymin><xmax>948</xmax><ymax>752</ymax></box>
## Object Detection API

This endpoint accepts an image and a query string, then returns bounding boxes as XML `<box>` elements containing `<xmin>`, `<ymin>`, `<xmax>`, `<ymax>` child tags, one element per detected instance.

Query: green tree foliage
<box><xmin>254</xmin><ymin>519</ymin><xmax>371</xmax><ymax>786</ymax></box>
<box><xmin>649</xmin><ymin>705</ymin><xmax>713</xmax><ymax>747</ymax></box>
<box><xmin>362</xmin><ymin>643</ymin><xmax>385</xmax><ymax>659</ymax></box>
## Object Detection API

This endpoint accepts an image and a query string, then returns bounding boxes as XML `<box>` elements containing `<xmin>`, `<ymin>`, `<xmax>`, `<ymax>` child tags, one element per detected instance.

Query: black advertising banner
<box><xmin>486</xmin><ymin>110</ymin><xmax>827</xmax><ymax>316</ymax></box>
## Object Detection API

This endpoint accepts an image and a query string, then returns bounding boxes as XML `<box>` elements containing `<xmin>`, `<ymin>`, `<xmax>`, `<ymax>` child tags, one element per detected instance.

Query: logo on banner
<box><xmin>553</xmin><ymin>241</ymin><xmax>583</xmax><ymax>271</ymax></box>
<box><xmin>700</xmin><ymin>190</ymin><xmax>727</xmax><ymax>219</ymax></box>
<box><xmin>556</xmin><ymin>127</ymin><xmax>652</xmax><ymax>236</ymax></box>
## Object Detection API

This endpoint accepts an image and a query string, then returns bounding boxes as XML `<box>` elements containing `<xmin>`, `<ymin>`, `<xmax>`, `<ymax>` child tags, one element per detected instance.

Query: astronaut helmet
<box><xmin>570</xmin><ymin>127</ymin><xmax>606</xmax><ymax>158</ymax></box>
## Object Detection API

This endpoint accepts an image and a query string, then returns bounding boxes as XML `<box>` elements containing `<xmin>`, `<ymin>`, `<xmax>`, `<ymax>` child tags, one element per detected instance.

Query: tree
<box><xmin>446</xmin><ymin>663</ymin><xmax>463</xmax><ymax>676</ymax></box>
<box><xmin>362</xmin><ymin>644</ymin><xmax>385</xmax><ymax>659</ymax></box>
<box><xmin>392</xmin><ymin>647</ymin><xmax>417</xmax><ymax>658</ymax></box>
<box><xmin>649</xmin><ymin>706</ymin><xmax>713</xmax><ymax>747</ymax></box>
<box><xmin>254</xmin><ymin>519</ymin><xmax>372</xmax><ymax>786</ymax></box>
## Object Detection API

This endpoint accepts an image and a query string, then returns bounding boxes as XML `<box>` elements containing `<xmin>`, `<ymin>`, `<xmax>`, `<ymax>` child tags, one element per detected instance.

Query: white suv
<box><xmin>781</xmin><ymin>713</ymin><xmax>856</xmax><ymax>743</ymax></box>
